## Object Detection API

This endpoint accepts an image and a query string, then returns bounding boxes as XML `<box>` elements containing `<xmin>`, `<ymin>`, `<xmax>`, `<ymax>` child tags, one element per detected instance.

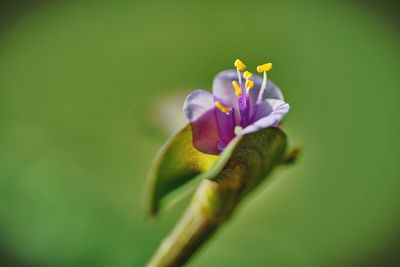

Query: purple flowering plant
<box><xmin>184</xmin><ymin>59</ymin><xmax>289</xmax><ymax>155</ymax></box>
<box><xmin>145</xmin><ymin>59</ymin><xmax>297</xmax><ymax>267</ymax></box>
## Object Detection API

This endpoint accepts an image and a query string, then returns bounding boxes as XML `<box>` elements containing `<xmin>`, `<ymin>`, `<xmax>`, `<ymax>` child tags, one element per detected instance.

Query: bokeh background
<box><xmin>1</xmin><ymin>1</ymin><xmax>399</xmax><ymax>266</ymax></box>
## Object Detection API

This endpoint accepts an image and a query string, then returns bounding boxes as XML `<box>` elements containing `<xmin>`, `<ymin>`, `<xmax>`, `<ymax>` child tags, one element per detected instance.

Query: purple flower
<box><xmin>184</xmin><ymin>59</ymin><xmax>290</xmax><ymax>155</ymax></box>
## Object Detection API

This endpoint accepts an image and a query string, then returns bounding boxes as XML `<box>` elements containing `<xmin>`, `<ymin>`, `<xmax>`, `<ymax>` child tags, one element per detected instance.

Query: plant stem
<box><xmin>146</xmin><ymin>179</ymin><xmax>238</xmax><ymax>267</ymax></box>
<box><xmin>146</xmin><ymin>205</ymin><xmax>219</xmax><ymax>267</ymax></box>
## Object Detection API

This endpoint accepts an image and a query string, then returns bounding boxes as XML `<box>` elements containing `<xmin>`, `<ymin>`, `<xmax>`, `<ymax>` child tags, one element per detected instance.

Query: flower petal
<box><xmin>248</xmin><ymin>75</ymin><xmax>284</xmax><ymax>106</ymax></box>
<box><xmin>241</xmin><ymin>99</ymin><xmax>290</xmax><ymax>135</ymax></box>
<box><xmin>212</xmin><ymin>70</ymin><xmax>242</xmax><ymax>124</ymax></box>
<box><xmin>212</xmin><ymin>70</ymin><xmax>239</xmax><ymax>107</ymax></box>
<box><xmin>184</xmin><ymin>89</ymin><xmax>236</xmax><ymax>155</ymax></box>
<box><xmin>215</xmin><ymin>109</ymin><xmax>235</xmax><ymax>151</ymax></box>
<box><xmin>213</xmin><ymin>70</ymin><xmax>284</xmax><ymax>120</ymax></box>
<box><xmin>265</xmin><ymin>80</ymin><xmax>284</xmax><ymax>100</ymax></box>
<box><xmin>183</xmin><ymin>89</ymin><xmax>214</xmax><ymax>122</ymax></box>
<box><xmin>190</xmin><ymin>108</ymin><xmax>222</xmax><ymax>155</ymax></box>
<box><xmin>213</xmin><ymin>70</ymin><xmax>284</xmax><ymax>102</ymax></box>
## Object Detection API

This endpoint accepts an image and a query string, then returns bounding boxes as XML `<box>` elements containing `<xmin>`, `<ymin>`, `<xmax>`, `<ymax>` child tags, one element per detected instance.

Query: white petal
<box><xmin>183</xmin><ymin>89</ymin><xmax>214</xmax><ymax>122</ymax></box>
<box><xmin>241</xmin><ymin>99</ymin><xmax>290</xmax><ymax>135</ymax></box>
<box><xmin>212</xmin><ymin>70</ymin><xmax>239</xmax><ymax>107</ymax></box>
<box><xmin>212</xmin><ymin>70</ymin><xmax>242</xmax><ymax>124</ymax></box>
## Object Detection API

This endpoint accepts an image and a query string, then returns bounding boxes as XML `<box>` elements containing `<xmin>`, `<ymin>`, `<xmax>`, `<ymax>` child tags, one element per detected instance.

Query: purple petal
<box><xmin>212</xmin><ymin>70</ymin><xmax>239</xmax><ymax>108</ymax></box>
<box><xmin>213</xmin><ymin>70</ymin><xmax>284</xmax><ymax>120</ymax></box>
<box><xmin>190</xmin><ymin>108</ymin><xmax>222</xmax><ymax>155</ymax></box>
<box><xmin>265</xmin><ymin>80</ymin><xmax>284</xmax><ymax>100</ymax></box>
<box><xmin>248</xmin><ymin>76</ymin><xmax>284</xmax><ymax>112</ymax></box>
<box><xmin>184</xmin><ymin>89</ymin><xmax>236</xmax><ymax>155</ymax></box>
<box><xmin>215</xmin><ymin>108</ymin><xmax>235</xmax><ymax>151</ymax></box>
<box><xmin>212</xmin><ymin>70</ymin><xmax>244</xmax><ymax>125</ymax></box>
<box><xmin>213</xmin><ymin>70</ymin><xmax>283</xmax><ymax>102</ymax></box>
<box><xmin>183</xmin><ymin>89</ymin><xmax>214</xmax><ymax>122</ymax></box>
<box><xmin>241</xmin><ymin>99</ymin><xmax>290</xmax><ymax>135</ymax></box>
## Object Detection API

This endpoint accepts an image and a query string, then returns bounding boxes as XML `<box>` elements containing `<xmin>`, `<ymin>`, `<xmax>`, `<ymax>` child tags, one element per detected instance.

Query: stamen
<box><xmin>234</xmin><ymin>59</ymin><xmax>246</xmax><ymax>85</ymax></box>
<box><xmin>256</xmin><ymin>62</ymin><xmax>273</xmax><ymax>103</ymax></box>
<box><xmin>256</xmin><ymin>63</ymin><xmax>272</xmax><ymax>73</ymax></box>
<box><xmin>243</xmin><ymin>71</ymin><xmax>252</xmax><ymax>80</ymax></box>
<box><xmin>245</xmin><ymin>79</ymin><xmax>254</xmax><ymax>93</ymax></box>
<box><xmin>232</xmin><ymin>81</ymin><xmax>242</xmax><ymax>96</ymax></box>
<box><xmin>234</xmin><ymin>59</ymin><xmax>246</xmax><ymax>71</ymax></box>
<box><xmin>215</xmin><ymin>101</ymin><xmax>232</xmax><ymax>114</ymax></box>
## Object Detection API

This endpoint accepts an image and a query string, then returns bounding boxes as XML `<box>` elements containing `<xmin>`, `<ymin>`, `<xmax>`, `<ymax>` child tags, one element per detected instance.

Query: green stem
<box><xmin>146</xmin><ymin>128</ymin><xmax>289</xmax><ymax>266</ymax></box>
<box><xmin>146</xmin><ymin>179</ymin><xmax>239</xmax><ymax>267</ymax></box>
<box><xmin>146</xmin><ymin>205</ymin><xmax>219</xmax><ymax>267</ymax></box>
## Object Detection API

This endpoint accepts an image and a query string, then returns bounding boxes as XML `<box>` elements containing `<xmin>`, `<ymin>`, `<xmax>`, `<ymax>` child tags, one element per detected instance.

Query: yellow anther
<box><xmin>243</xmin><ymin>71</ymin><xmax>252</xmax><ymax>80</ymax></box>
<box><xmin>245</xmin><ymin>79</ymin><xmax>254</xmax><ymax>90</ymax></box>
<box><xmin>232</xmin><ymin>81</ymin><xmax>242</xmax><ymax>96</ymax></box>
<box><xmin>215</xmin><ymin>101</ymin><xmax>232</xmax><ymax>114</ymax></box>
<box><xmin>234</xmin><ymin>59</ymin><xmax>246</xmax><ymax>71</ymax></box>
<box><xmin>256</xmin><ymin>63</ymin><xmax>273</xmax><ymax>73</ymax></box>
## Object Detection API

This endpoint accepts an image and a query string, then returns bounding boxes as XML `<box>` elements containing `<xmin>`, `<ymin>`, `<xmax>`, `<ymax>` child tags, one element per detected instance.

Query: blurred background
<box><xmin>0</xmin><ymin>1</ymin><xmax>399</xmax><ymax>266</ymax></box>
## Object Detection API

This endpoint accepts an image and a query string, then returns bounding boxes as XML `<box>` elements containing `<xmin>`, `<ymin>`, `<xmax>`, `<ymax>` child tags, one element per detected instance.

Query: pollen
<box><xmin>243</xmin><ymin>71</ymin><xmax>252</xmax><ymax>80</ymax></box>
<box><xmin>215</xmin><ymin>101</ymin><xmax>232</xmax><ymax>114</ymax></box>
<box><xmin>234</xmin><ymin>59</ymin><xmax>246</xmax><ymax>71</ymax></box>
<box><xmin>257</xmin><ymin>63</ymin><xmax>273</xmax><ymax>73</ymax></box>
<box><xmin>245</xmin><ymin>79</ymin><xmax>254</xmax><ymax>90</ymax></box>
<box><xmin>232</xmin><ymin>81</ymin><xmax>242</xmax><ymax>96</ymax></box>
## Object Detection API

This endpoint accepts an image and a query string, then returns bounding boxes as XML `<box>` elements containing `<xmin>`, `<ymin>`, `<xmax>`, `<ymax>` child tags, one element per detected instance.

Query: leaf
<box><xmin>145</xmin><ymin>125</ymin><xmax>218</xmax><ymax>217</ymax></box>
<box><xmin>207</xmin><ymin>127</ymin><xmax>287</xmax><ymax>196</ymax></box>
<box><xmin>145</xmin><ymin>124</ymin><xmax>287</xmax><ymax>217</ymax></box>
<box><xmin>145</xmin><ymin>127</ymin><xmax>288</xmax><ymax>267</ymax></box>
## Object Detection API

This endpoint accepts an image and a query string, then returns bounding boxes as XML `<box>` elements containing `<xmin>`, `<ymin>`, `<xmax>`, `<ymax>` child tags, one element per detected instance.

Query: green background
<box><xmin>0</xmin><ymin>1</ymin><xmax>399</xmax><ymax>266</ymax></box>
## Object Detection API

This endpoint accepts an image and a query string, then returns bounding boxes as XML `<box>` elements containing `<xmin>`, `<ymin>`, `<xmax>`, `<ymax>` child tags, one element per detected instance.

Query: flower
<box><xmin>183</xmin><ymin>59</ymin><xmax>290</xmax><ymax>155</ymax></box>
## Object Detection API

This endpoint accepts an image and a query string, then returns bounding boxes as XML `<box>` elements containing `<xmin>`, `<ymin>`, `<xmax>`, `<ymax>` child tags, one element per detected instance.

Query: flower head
<box><xmin>184</xmin><ymin>59</ymin><xmax>290</xmax><ymax>155</ymax></box>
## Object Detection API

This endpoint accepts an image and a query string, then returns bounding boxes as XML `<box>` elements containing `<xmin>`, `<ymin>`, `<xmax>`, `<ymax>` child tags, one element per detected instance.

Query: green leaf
<box><xmin>145</xmin><ymin>127</ymin><xmax>288</xmax><ymax>266</ymax></box>
<box><xmin>145</xmin><ymin>125</ymin><xmax>218</xmax><ymax>217</ymax></box>
<box><xmin>145</xmin><ymin>124</ymin><xmax>287</xmax><ymax>217</ymax></box>
<box><xmin>208</xmin><ymin>127</ymin><xmax>287</xmax><ymax>196</ymax></box>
